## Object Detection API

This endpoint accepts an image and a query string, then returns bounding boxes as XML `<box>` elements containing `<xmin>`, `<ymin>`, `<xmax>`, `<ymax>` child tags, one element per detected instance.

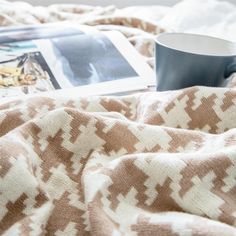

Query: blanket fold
<box><xmin>0</xmin><ymin>86</ymin><xmax>236</xmax><ymax>235</ymax></box>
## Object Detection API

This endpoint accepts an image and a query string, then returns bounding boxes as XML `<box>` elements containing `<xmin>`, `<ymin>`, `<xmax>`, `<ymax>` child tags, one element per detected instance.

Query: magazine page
<box><xmin>0</xmin><ymin>23</ymin><xmax>155</xmax><ymax>98</ymax></box>
<box><xmin>0</xmin><ymin>23</ymin><xmax>97</xmax><ymax>43</ymax></box>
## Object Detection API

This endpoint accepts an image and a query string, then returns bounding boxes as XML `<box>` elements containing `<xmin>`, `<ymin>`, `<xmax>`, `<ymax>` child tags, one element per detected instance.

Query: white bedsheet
<box><xmin>158</xmin><ymin>0</ymin><xmax>236</xmax><ymax>42</ymax></box>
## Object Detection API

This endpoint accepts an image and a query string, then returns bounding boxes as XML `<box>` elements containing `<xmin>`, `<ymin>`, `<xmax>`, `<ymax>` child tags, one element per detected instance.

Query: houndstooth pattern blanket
<box><xmin>0</xmin><ymin>1</ymin><xmax>236</xmax><ymax>235</ymax></box>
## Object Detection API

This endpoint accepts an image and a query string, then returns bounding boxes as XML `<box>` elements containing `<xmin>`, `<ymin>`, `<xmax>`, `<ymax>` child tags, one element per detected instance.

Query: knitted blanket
<box><xmin>0</xmin><ymin>1</ymin><xmax>236</xmax><ymax>236</ymax></box>
<box><xmin>1</xmin><ymin>87</ymin><xmax>236</xmax><ymax>235</ymax></box>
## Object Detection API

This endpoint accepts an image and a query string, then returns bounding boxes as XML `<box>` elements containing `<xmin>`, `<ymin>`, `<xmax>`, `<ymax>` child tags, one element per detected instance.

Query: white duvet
<box><xmin>157</xmin><ymin>0</ymin><xmax>236</xmax><ymax>42</ymax></box>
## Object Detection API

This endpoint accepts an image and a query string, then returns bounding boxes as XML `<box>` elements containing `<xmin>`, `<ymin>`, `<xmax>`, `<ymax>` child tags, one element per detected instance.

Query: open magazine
<box><xmin>0</xmin><ymin>22</ymin><xmax>155</xmax><ymax>98</ymax></box>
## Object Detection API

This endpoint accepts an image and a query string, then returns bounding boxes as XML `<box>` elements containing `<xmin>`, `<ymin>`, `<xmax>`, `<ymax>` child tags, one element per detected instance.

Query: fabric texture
<box><xmin>1</xmin><ymin>87</ymin><xmax>236</xmax><ymax>235</ymax></box>
<box><xmin>159</xmin><ymin>0</ymin><xmax>236</xmax><ymax>42</ymax></box>
<box><xmin>0</xmin><ymin>0</ymin><xmax>236</xmax><ymax>235</ymax></box>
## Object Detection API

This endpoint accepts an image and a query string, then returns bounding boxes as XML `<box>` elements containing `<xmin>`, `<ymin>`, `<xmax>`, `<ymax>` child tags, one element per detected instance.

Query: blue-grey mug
<box><xmin>155</xmin><ymin>33</ymin><xmax>236</xmax><ymax>91</ymax></box>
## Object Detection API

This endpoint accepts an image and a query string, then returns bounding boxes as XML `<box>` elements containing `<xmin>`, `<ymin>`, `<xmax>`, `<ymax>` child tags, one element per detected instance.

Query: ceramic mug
<box><xmin>155</xmin><ymin>33</ymin><xmax>236</xmax><ymax>91</ymax></box>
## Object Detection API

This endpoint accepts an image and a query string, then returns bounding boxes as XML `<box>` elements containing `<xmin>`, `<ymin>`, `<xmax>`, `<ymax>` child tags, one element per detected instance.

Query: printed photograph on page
<box><xmin>0</xmin><ymin>41</ymin><xmax>59</xmax><ymax>97</ymax></box>
<box><xmin>36</xmin><ymin>33</ymin><xmax>139</xmax><ymax>88</ymax></box>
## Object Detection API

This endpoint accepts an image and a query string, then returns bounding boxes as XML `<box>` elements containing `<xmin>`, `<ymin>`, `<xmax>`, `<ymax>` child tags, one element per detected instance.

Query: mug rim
<box><xmin>156</xmin><ymin>32</ymin><xmax>236</xmax><ymax>57</ymax></box>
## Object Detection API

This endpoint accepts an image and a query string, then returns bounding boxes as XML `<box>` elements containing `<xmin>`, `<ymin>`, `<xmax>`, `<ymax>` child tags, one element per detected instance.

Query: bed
<box><xmin>0</xmin><ymin>0</ymin><xmax>236</xmax><ymax>235</ymax></box>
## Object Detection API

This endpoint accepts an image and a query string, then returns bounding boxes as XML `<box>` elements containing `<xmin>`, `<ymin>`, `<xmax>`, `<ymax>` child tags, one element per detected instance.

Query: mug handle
<box><xmin>225</xmin><ymin>60</ymin><xmax>236</xmax><ymax>78</ymax></box>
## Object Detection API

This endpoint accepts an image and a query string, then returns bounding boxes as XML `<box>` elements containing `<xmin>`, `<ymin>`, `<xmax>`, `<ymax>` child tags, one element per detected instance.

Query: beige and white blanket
<box><xmin>0</xmin><ymin>1</ymin><xmax>236</xmax><ymax>235</ymax></box>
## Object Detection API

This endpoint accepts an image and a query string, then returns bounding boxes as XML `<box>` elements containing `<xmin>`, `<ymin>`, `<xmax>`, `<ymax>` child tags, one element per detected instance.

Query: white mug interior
<box><xmin>156</xmin><ymin>33</ymin><xmax>236</xmax><ymax>57</ymax></box>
